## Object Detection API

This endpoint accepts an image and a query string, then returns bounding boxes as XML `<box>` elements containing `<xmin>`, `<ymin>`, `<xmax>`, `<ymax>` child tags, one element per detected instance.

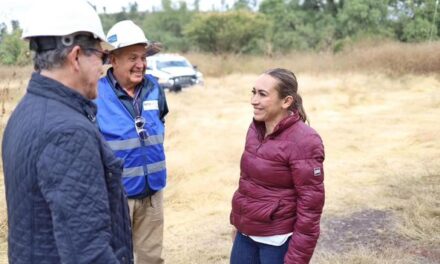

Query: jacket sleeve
<box><xmin>285</xmin><ymin>134</ymin><xmax>325</xmax><ymax>264</ymax></box>
<box><xmin>158</xmin><ymin>84</ymin><xmax>169</xmax><ymax>123</ymax></box>
<box><xmin>36</xmin><ymin>128</ymin><xmax>120</xmax><ymax>264</ymax></box>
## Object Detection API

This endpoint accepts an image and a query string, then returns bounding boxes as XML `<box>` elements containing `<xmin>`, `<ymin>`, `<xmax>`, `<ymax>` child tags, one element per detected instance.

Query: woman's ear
<box><xmin>282</xmin><ymin>95</ymin><xmax>294</xmax><ymax>110</ymax></box>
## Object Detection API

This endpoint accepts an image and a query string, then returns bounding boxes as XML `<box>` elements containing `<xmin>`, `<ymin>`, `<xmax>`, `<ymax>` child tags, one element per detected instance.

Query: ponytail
<box><xmin>293</xmin><ymin>93</ymin><xmax>307</xmax><ymax>123</ymax></box>
<box><xmin>265</xmin><ymin>68</ymin><xmax>308</xmax><ymax>123</ymax></box>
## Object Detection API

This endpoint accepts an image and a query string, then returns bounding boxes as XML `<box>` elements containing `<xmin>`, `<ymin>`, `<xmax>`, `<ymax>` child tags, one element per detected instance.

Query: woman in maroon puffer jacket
<box><xmin>230</xmin><ymin>68</ymin><xmax>325</xmax><ymax>264</ymax></box>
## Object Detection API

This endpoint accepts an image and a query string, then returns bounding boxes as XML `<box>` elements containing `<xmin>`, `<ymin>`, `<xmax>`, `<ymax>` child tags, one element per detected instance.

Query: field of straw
<box><xmin>1</xmin><ymin>41</ymin><xmax>439</xmax><ymax>263</ymax></box>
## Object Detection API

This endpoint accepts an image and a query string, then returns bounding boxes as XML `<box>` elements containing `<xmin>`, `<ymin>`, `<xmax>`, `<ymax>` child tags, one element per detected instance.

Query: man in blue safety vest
<box><xmin>95</xmin><ymin>20</ymin><xmax>168</xmax><ymax>264</ymax></box>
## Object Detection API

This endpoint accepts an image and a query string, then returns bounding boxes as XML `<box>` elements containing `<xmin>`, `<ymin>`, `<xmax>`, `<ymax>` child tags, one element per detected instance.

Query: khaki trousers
<box><xmin>128</xmin><ymin>191</ymin><xmax>164</xmax><ymax>264</ymax></box>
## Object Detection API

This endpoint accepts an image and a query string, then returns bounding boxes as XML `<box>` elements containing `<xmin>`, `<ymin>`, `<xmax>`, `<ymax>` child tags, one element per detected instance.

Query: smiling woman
<box><xmin>251</xmin><ymin>74</ymin><xmax>293</xmax><ymax>135</ymax></box>
<box><xmin>230</xmin><ymin>68</ymin><xmax>325</xmax><ymax>264</ymax></box>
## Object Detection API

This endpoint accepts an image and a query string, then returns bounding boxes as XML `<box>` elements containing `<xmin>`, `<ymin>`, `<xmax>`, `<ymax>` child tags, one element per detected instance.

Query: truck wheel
<box><xmin>171</xmin><ymin>85</ymin><xmax>182</xmax><ymax>93</ymax></box>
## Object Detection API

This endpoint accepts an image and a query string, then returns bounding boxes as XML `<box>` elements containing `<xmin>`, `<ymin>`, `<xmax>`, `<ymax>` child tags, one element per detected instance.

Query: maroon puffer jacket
<box><xmin>230</xmin><ymin>112</ymin><xmax>325</xmax><ymax>264</ymax></box>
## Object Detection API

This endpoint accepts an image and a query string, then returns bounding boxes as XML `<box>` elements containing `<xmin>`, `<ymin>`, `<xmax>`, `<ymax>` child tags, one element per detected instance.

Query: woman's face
<box><xmin>251</xmin><ymin>74</ymin><xmax>291</xmax><ymax>123</ymax></box>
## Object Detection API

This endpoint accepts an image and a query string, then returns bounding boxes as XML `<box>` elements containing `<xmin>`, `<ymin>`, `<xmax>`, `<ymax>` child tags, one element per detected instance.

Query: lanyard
<box><xmin>132</xmin><ymin>86</ymin><xmax>143</xmax><ymax>117</ymax></box>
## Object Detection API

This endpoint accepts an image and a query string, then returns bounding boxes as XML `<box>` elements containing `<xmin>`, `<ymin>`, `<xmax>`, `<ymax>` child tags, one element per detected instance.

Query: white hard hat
<box><xmin>21</xmin><ymin>0</ymin><xmax>112</xmax><ymax>50</ymax></box>
<box><xmin>106</xmin><ymin>20</ymin><xmax>149</xmax><ymax>50</ymax></box>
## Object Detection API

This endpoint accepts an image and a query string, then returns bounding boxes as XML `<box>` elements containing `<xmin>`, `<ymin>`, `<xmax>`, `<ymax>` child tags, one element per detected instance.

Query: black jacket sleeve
<box><xmin>36</xmin><ymin>128</ymin><xmax>120</xmax><ymax>264</ymax></box>
<box><xmin>158</xmin><ymin>85</ymin><xmax>169</xmax><ymax>123</ymax></box>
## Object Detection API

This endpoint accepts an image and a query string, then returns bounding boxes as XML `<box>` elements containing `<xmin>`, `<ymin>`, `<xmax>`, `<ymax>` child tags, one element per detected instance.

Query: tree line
<box><xmin>1</xmin><ymin>0</ymin><xmax>439</xmax><ymax>65</ymax></box>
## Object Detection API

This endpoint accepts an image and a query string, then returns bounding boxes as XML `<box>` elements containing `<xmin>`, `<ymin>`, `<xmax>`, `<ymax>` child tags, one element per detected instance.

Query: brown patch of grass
<box><xmin>313</xmin><ymin>247</ymin><xmax>426</xmax><ymax>264</ymax></box>
<box><xmin>0</xmin><ymin>65</ymin><xmax>33</xmax><ymax>82</ymax></box>
<box><xmin>385</xmin><ymin>170</ymin><xmax>440</xmax><ymax>244</ymax></box>
<box><xmin>160</xmin><ymin>72</ymin><xmax>440</xmax><ymax>263</ymax></box>
<box><xmin>317</xmin><ymin>210</ymin><xmax>406</xmax><ymax>253</ymax></box>
<box><xmin>185</xmin><ymin>40</ymin><xmax>440</xmax><ymax>77</ymax></box>
<box><xmin>0</xmin><ymin>47</ymin><xmax>439</xmax><ymax>263</ymax></box>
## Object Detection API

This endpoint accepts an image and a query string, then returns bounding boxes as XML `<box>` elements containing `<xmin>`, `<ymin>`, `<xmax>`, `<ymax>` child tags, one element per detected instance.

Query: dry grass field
<box><xmin>0</xmin><ymin>41</ymin><xmax>439</xmax><ymax>263</ymax></box>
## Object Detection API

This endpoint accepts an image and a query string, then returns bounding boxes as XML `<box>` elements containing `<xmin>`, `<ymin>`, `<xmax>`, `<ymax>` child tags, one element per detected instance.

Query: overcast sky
<box><xmin>0</xmin><ymin>0</ymin><xmax>245</xmax><ymax>30</ymax></box>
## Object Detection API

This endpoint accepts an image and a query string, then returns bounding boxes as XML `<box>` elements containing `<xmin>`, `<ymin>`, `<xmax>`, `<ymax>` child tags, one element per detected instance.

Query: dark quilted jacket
<box><xmin>230</xmin><ymin>112</ymin><xmax>325</xmax><ymax>264</ymax></box>
<box><xmin>2</xmin><ymin>73</ymin><xmax>133</xmax><ymax>264</ymax></box>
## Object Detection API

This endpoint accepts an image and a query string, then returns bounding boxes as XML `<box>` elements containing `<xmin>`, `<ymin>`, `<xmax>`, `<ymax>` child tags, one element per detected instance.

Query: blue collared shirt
<box><xmin>107</xmin><ymin>68</ymin><xmax>168</xmax><ymax>123</ymax></box>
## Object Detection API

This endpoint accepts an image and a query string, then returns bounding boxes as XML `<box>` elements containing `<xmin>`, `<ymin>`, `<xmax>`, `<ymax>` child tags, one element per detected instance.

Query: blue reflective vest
<box><xmin>95</xmin><ymin>75</ymin><xmax>166</xmax><ymax>197</ymax></box>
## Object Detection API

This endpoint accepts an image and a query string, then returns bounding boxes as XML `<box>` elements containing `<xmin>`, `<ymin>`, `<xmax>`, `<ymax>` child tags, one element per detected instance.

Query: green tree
<box><xmin>233</xmin><ymin>0</ymin><xmax>252</xmax><ymax>11</ymax></box>
<box><xmin>0</xmin><ymin>22</ymin><xmax>7</xmax><ymax>39</ymax></box>
<box><xmin>0</xmin><ymin>29</ymin><xmax>29</xmax><ymax>65</ymax></box>
<box><xmin>260</xmin><ymin>0</ymin><xmax>302</xmax><ymax>52</ymax></box>
<box><xmin>259</xmin><ymin>0</ymin><xmax>337</xmax><ymax>52</ymax></box>
<box><xmin>100</xmin><ymin>13</ymin><xmax>118</xmax><ymax>33</ymax></box>
<box><xmin>336</xmin><ymin>0</ymin><xmax>392</xmax><ymax>39</ymax></box>
<box><xmin>402</xmin><ymin>16</ymin><xmax>435</xmax><ymax>42</ymax></box>
<box><xmin>114</xmin><ymin>9</ymin><xmax>129</xmax><ymax>23</ymax></box>
<box><xmin>11</xmin><ymin>20</ymin><xmax>20</xmax><ymax>32</ymax></box>
<box><xmin>184</xmin><ymin>11</ymin><xmax>269</xmax><ymax>54</ymax></box>
<box><xmin>194</xmin><ymin>0</ymin><xmax>200</xmax><ymax>11</ymax></box>
<box><xmin>143</xmin><ymin>2</ymin><xmax>194</xmax><ymax>52</ymax></box>
<box><xmin>162</xmin><ymin>0</ymin><xmax>172</xmax><ymax>11</ymax></box>
<box><xmin>389</xmin><ymin>0</ymin><xmax>439</xmax><ymax>42</ymax></box>
<box><xmin>126</xmin><ymin>2</ymin><xmax>144</xmax><ymax>21</ymax></box>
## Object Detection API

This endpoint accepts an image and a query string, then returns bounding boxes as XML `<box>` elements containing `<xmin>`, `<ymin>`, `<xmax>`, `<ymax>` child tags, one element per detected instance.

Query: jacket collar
<box><xmin>253</xmin><ymin>111</ymin><xmax>301</xmax><ymax>140</ymax></box>
<box><xmin>27</xmin><ymin>72</ymin><xmax>97</xmax><ymax>123</ymax></box>
<box><xmin>106</xmin><ymin>67</ymin><xmax>146</xmax><ymax>96</ymax></box>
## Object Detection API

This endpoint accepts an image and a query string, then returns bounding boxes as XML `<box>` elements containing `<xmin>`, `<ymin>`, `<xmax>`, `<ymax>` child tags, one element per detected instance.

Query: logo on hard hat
<box><xmin>107</xmin><ymin>34</ymin><xmax>117</xmax><ymax>43</ymax></box>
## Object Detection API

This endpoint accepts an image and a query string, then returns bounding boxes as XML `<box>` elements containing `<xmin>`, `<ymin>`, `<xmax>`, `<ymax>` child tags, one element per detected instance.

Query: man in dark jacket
<box><xmin>1</xmin><ymin>1</ymin><xmax>133</xmax><ymax>263</ymax></box>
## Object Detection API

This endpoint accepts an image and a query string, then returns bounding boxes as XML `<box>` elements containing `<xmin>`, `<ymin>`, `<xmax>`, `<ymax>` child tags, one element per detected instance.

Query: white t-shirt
<box><xmin>246</xmin><ymin>232</ymin><xmax>293</xmax><ymax>246</ymax></box>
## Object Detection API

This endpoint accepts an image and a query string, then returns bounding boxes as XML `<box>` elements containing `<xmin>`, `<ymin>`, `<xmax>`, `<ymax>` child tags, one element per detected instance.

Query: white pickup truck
<box><xmin>146</xmin><ymin>54</ymin><xmax>204</xmax><ymax>92</ymax></box>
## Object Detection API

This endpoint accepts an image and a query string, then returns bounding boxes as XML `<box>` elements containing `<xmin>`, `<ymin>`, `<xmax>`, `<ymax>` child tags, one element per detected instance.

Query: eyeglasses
<box><xmin>134</xmin><ymin>116</ymin><xmax>149</xmax><ymax>140</ymax></box>
<box><xmin>132</xmin><ymin>88</ymin><xmax>148</xmax><ymax>140</ymax></box>
<box><xmin>83</xmin><ymin>48</ymin><xmax>109</xmax><ymax>64</ymax></box>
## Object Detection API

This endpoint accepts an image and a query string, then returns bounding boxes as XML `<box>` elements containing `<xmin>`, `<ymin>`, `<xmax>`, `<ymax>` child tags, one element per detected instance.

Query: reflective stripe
<box><xmin>107</xmin><ymin>135</ymin><xmax>164</xmax><ymax>151</ymax></box>
<box><xmin>122</xmin><ymin>166</ymin><xmax>144</xmax><ymax>178</ymax></box>
<box><xmin>107</xmin><ymin>138</ymin><xmax>140</xmax><ymax>150</ymax></box>
<box><xmin>144</xmin><ymin>135</ymin><xmax>164</xmax><ymax>146</ymax></box>
<box><xmin>122</xmin><ymin>161</ymin><xmax>166</xmax><ymax>178</ymax></box>
<box><xmin>147</xmin><ymin>160</ymin><xmax>166</xmax><ymax>174</ymax></box>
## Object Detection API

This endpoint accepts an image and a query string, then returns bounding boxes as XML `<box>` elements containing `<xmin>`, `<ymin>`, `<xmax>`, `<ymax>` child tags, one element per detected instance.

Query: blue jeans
<box><xmin>230</xmin><ymin>232</ymin><xmax>290</xmax><ymax>264</ymax></box>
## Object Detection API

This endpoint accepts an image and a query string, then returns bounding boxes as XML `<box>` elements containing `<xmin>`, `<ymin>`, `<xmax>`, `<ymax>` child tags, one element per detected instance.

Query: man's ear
<box><xmin>109</xmin><ymin>53</ymin><xmax>117</xmax><ymax>66</ymax></box>
<box><xmin>66</xmin><ymin>45</ymin><xmax>81</xmax><ymax>71</ymax></box>
<box><xmin>282</xmin><ymin>95</ymin><xmax>294</xmax><ymax>109</ymax></box>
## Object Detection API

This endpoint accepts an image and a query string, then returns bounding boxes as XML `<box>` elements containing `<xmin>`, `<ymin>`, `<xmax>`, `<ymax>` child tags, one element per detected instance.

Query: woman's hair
<box><xmin>264</xmin><ymin>68</ymin><xmax>307</xmax><ymax>122</ymax></box>
<box><xmin>32</xmin><ymin>33</ymin><xmax>100</xmax><ymax>71</ymax></box>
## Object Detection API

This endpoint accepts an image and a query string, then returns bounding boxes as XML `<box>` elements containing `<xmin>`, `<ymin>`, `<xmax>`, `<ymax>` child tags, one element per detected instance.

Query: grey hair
<box><xmin>33</xmin><ymin>34</ymin><xmax>100</xmax><ymax>71</ymax></box>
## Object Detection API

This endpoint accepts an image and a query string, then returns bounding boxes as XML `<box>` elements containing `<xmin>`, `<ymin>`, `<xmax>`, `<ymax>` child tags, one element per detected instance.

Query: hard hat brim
<box><xmin>100</xmin><ymin>41</ymin><xmax>115</xmax><ymax>52</ymax></box>
<box><xmin>111</xmin><ymin>40</ymin><xmax>148</xmax><ymax>50</ymax></box>
<box><xmin>146</xmin><ymin>42</ymin><xmax>163</xmax><ymax>57</ymax></box>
